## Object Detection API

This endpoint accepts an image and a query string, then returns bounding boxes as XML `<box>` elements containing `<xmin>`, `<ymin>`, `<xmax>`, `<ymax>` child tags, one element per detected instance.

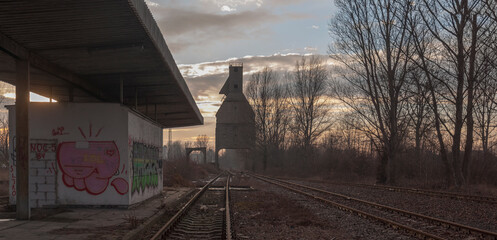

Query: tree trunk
<box><xmin>263</xmin><ymin>145</ymin><xmax>268</xmax><ymax>172</ymax></box>
<box><xmin>377</xmin><ymin>151</ymin><xmax>388</xmax><ymax>184</ymax></box>
<box><xmin>429</xmin><ymin>77</ymin><xmax>456</xmax><ymax>187</ymax></box>
<box><xmin>462</xmin><ymin>15</ymin><xmax>478</xmax><ymax>183</ymax></box>
<box><xmin>452</xmin><ymin>11</ymin><xmax>468</xmax><ymax>187</ymax></box>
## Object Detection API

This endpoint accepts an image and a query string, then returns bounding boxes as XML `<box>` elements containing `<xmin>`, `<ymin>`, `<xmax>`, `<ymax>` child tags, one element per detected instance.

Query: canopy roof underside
<box><xmin>0</xmin><ymin>0</ymin><xmax>203</xmax><ymax>128</ymax></box>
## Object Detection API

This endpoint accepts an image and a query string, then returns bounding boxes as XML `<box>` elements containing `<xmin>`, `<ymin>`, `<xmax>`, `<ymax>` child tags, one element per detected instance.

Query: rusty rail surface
<box><xmin>251</xmin><ymin>173</ymin><xmax>497</xmax><ymax>240</ymax></box>
<box><xmin>150</xmin><ymin>172</ymin><xmax>224</xmax><ymax>240</ymax></box>
<box><xmin>354</xmin><ymin>183</ymin><xmax>497</xmax><ymax>204</ymax></box>
<box><xmin>283</xmin><ymin>177</ymin><xmax>497</xmax><ymax>204</ymax></box>
<box><xmin>225</xmin><ymin>173</ymin><xmax>232</xmax><ymax>240</ymax></box>
<box><xmin>151</xmin><ymin>172</ymin><xmax>232</xmax><ymax>240</ymax></box>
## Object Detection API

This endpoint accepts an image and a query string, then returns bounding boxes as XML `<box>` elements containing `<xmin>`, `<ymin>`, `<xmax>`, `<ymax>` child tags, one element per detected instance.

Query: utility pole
<box><xmin>168</xmin><ymin>129</ymin><xmax>172</xmax><ymax>160</ymax></box>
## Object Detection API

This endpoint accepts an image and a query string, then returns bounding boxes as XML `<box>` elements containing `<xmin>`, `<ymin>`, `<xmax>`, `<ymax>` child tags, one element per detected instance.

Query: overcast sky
<box><xmin>145</xmin><ymin>0</ymin><xmax>337</xmax><ymax>144</ymax></box>
<box><xmin>0</xmin><ymin>0</ymin><xmax>337</xmax><ymax>145</ymax></box>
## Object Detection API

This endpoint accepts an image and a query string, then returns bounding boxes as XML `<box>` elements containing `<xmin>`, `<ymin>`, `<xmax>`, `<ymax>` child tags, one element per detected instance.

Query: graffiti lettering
<box><xmin>57</xmin><ymin>141</ymin><xmax>129</xmax><ymax>195</ymax></box>
<box><xmin>52</xmin><ymin>126</ymin><xmax>69</xmax><ymax>136</ymax></box>
<box><xmin>10</xmin><ymin>165</ymin><xmax>16</xmax><ymax>196</ymax></box>
<box><xmin>131</xmin><ymin>142</ymin><xmax>161</xmax><ymax>194</ymax></box>
<box><xmin>30</xmin><ymin>143</ymin><xmax>57</xmax><ymax>160</ymax></box>
<box><xmin>10</xmin><ymin>136</ymin><xmax>16</xmax><ymax>167</ymax></box>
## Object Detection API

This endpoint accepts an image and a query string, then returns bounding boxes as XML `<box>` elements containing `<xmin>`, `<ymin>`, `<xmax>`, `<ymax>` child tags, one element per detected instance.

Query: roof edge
<box><xmin>127</xmin><ymin>0</ymin><xmax>203</xmax><ymax>126</ymax></box>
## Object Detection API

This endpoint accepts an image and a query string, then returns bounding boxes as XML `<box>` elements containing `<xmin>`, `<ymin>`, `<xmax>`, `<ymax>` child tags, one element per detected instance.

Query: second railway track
<box><xmin>250</xmin><ymin>173</ymin><xmax>497</xmax><ymax>240</ymax></box>
<box><xmin>284</xmin><ymin>177</ymin><xmax>497</xmax><ymax>204</ymax></box>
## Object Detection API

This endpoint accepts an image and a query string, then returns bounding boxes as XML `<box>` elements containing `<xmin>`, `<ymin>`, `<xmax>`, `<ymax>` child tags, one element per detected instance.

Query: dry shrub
<box><xmin>0</xmin><ymin>168</ymin><xmax>8</xmax><ymax>181</ymax></box>
<box><xmin>163</xmin><ymin>158</ymin><xmax>220</xmax><ymax>187</ymax></box>
<box><xmin>123</xmin><ymin>211</ymin><xmax>141</xmax><ymax>229</ymax></box>
<box><xmin>262</xmin><ymin>147</ymin><xmax>375</xmax><ymax>183</ymax></box>
<box><xmin>0</xmin><ymin>168</ymin><xmax>8</xmax><ymax>196</ymax></box>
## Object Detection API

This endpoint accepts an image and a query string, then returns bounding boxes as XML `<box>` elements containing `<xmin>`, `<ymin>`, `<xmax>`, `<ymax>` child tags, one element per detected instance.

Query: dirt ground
<box><xmin>231</xmin><ymin>175</ymin><xmax>412</xmax><ymax>240</ymax></box>
<box><xmin>0</xmin><ymin>168</ymin><xmax>8</xmax><ymax>196</ymax></box>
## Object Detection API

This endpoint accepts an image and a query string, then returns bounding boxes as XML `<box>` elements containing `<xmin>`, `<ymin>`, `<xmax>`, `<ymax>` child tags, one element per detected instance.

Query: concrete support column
<box><xmin>134</xmin><ymin>88</ymin><xmax>138</xmax><ymax>109</ymax></box>
<box><xmin>119</xmin><ymin>77</ymin><xmax>123</xmax><ymax>104</ymax></box>
<box><xmin>203</xmin><ymin>150</ymin><xmax>207</xmax><ymax>164</ymax></box>
<box><xmin>15</xmin><ymin>59</ymin><xmax>30</xmax><ymax>220</ymax></box>
<box><xmin>69</xmin><ymin>87</ymin><xmax>74</xmax><ymax>102</ymax></box>
<box><xmin>154</xmin><ymin>104</ymin><xmax>157</xmax><ymax>121</ymax></box>
<box><xmin>145</xmin><ymin>97</ymin><xmax>149</xmax><ymax>115</ymax></box>
<box><xmin>215</xmin><ymin>148</ymin><xmax>219</xmax><ymax>168</ymax></box>
<box><xmin>49</xmin><ymin>86</ymin><xmax>53</xmax><ymax>103</ymax></box>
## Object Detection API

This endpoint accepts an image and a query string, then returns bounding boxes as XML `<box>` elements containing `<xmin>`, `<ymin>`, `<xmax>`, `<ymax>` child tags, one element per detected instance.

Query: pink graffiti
<box><xmin>52</xmin><ymin>126</ymin><xmax>69</xmax><ymax>136</ymax></box>
<box><xmin>31</xmin><ymin>143</ymin><xmax>56</xmax><ymax>160</ymax></box>
<box><xmin>111</xmin><ymin>178</ymin><xmax>129</xmax><ymax>195</ymax></box>
<box><xmin>57</xmin><ymin>141</ymin><xmax>128</xmax><ymax>195</ymax></box>
<box><xmin>10</xmin><ymin>165</ymin><xmax>16</xmax><ymax>196</ymax></box>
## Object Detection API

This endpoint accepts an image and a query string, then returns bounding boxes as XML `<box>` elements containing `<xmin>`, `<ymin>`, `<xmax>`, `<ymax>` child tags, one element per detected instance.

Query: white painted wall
<box><xmin>128</xmin><ymin>111</ymin><xmax>163</xmax><ymax>204</ymax></box>
<box><xmin>8</xmin><ymin>102</ymin><xmax>164</xmax><ymax>206</ymax></box>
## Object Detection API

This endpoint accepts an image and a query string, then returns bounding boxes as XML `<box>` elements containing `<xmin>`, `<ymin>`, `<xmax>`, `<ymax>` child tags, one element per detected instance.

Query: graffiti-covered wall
<box><xmin>128</xmin><ymin>112</ymin><xmax>163</xmax><ymax>204</ymax></box>
<box><xmin>8</xmin><ymin>102</ymin><xmax>163</xmax><ymax>206</ymax></box>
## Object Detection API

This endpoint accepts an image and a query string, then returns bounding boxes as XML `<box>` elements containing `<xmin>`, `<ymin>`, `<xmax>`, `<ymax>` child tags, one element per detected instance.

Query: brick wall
<box><xmin>29</xmin><ymin>139</ymin><xmax>57</xmax><ymax>208</ymax></box>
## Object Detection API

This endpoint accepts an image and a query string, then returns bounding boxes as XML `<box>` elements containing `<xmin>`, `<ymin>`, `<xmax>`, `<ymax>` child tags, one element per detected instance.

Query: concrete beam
<box><xmin>0</xmin><ymin>31</ymin><xmax>106</xmax><ymax>101</ymax></box>
<box><xmin>15</xmin><ymin>59</ymin><xmax>30</xmax><ymax>220</ymax></box>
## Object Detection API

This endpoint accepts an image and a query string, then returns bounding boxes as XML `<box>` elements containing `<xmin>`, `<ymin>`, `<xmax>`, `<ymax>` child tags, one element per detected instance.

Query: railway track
<box><xmin>284</xmin><ymin>177</ymin><xmax>497</xmax><ymax>204</ymax></box>
<box><xmin>250</xmin><ymin>173</ymin><xmax>497</xmax><ymax>240</ymax></box>
<box><xmin>151</xmin><ymin>172</ymin><xmax>232</xmax><ymax>240</ymax></box>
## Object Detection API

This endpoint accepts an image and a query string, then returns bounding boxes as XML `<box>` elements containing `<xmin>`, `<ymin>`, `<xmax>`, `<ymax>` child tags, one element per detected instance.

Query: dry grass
<box><xmin>0</xmin><ymin>168</ymin><xmax>8</xmax><ymax>181</ymax></box>
<box><xmin>123</xmin><ymin>211</ymin><xmax>142</xmax><ymax>229</ymax></box>
<box><xmin>163</xmin><ymin>158</ymin><xmax>220</xmax><ymax>187</ymax></box>
<box><xmin>0</xmin><ymin>168</ymin><xmax>8</xmax><ymax>196</ymax></box>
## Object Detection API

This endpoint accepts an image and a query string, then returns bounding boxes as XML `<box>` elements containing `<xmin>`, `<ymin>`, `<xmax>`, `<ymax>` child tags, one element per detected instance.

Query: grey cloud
<box><xmin>182</xmin><ymin>53</ymin><xmax>330</xmax><ymax>101</ymax></box>
<box><xmin>149</xmin><ymin>3</ymin><xmax>311</xmax><ymax>55</ymax></box>
<box><xmin>156</xmin><ymin>8</ymin><xmax>278</xmax><ymax>36</ymax></box>
<box><xmin>186</xmin><ymin>73</ymin><xmax>227</xmax><ymax>100</ymax></box>
<box><xmin>150</xmin><ymin>6</ymin><xmax>280</xmax><ymax>53</ymax></box>
<box><xmin>266</xmin><ymin>0</ymin><xmax>309</xmax><ymax>6</ymax></box>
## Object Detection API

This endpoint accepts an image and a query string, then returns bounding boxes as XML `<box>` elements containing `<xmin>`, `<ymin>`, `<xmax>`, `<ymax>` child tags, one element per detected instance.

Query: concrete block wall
<box><xmin>29</xmin><ymin>139</ymin><xmax>57</xmax><ymax>208</ymax></box>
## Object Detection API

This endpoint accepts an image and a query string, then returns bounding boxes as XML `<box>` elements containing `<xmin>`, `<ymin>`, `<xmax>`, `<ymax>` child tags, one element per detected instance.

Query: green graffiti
<box><xmin>131</xmin><ymin>142</ymin><xmax>162</xmax><ymax>193</ymax></box>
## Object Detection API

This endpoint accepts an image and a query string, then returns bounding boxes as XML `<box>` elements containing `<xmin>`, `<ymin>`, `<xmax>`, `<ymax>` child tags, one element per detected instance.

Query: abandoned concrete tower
<box><xmin>215</xmin><ymin>63</ymin><xmax>256</xmax><ymax>167</ymax></box>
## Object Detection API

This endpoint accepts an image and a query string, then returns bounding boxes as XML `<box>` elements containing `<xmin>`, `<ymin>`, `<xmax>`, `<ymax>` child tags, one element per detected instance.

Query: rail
<box><xmin>250</xmin><ymin>173</ymin><xmax>497</xmax><ymax>240</ymax></box>
<box><xmin>225</xmin><ymin>173</ymin><xmax>232</xmax><ymax>240</ymax></box>
<box><xmin>150</xmin><ymin>172</ymin><xmax>223</xmax><ymax>240</ymax></box>
<box><xmin>283</xmin><ymin>177</ymin><xmax>497</xmax><ymax>204</ymax></box>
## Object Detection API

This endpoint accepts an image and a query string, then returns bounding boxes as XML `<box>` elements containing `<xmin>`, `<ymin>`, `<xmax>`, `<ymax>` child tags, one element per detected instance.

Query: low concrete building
<box><xmin>0</xmin><ymin>1</ymin><xmax>203</xmax><ymax>215</ymax></box>
<box><xmin>8</xmin><ymin>103</ymin><xmax>163</xmax><ymax>206</ymax></box>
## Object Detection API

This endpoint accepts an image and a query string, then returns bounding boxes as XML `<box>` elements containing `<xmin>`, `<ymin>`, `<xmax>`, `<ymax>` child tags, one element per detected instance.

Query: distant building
<box><xmin>215</xmin><ymin>63</ymin><xmax>255</xmax><ymax>167</ymax></box>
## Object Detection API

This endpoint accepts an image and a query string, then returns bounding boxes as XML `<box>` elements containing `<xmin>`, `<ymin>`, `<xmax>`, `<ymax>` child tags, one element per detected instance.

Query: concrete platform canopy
<box><xmin>0</xmin><ymin>0</ymin><xmax>202</xmax><ymax>127</ymax></box>
<box><xmin>0</xmin><ymin>0</ymin><xmax>203</xmax><ymax>220</ymax></box>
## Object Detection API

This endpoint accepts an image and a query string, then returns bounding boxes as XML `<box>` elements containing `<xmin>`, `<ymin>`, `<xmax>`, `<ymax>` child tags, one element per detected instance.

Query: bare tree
<box><xmin>195</xmin><ymin>134</ymin><xmax>209</xmax><ymax>148</ymax></box>
<box><xmin>474</xmin><ymin>67</ymin><xmax>497</xmax><ymax>160</ymax></box>
<box><xmin>0</xmin><ymin>82</ymin><xmax>9</xmax><ymax>167</ymax></box>
<box><xmin>246</xmin><ymin>67</ymin><xmax>289</xmax><ymax>170</ymax></box>
<box><xmin>168</xmin><ymin>141</ymin><xmax>185</xmax><ymax>160</ymax></box>
<box><xmin>474</xmin><ymin>4</ymin><xmax>497</xmax><ymax>168</ymax></box>
<box><xmin>0</xmin><ymin>117</ymin><xmax>8</xmax><ymax>167</ymax></box>
<box><xmin>412</xmin><ymin>0</ymin><xmax>489</xmax><ymax>186</ymax></box>
<box><xmin>330</xmin><ymin>0</ymin><xmax>415</xmax><ymax>184</ymax></box>
<box><xmin>405</xmin><ymin>69</ymin><xmax>433</xmax><ymax>165</ymax></box>
<box><xmin>287</xmin><ymin>56</ymin><xmax>331</xmax><ymax>162</ymax></box>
